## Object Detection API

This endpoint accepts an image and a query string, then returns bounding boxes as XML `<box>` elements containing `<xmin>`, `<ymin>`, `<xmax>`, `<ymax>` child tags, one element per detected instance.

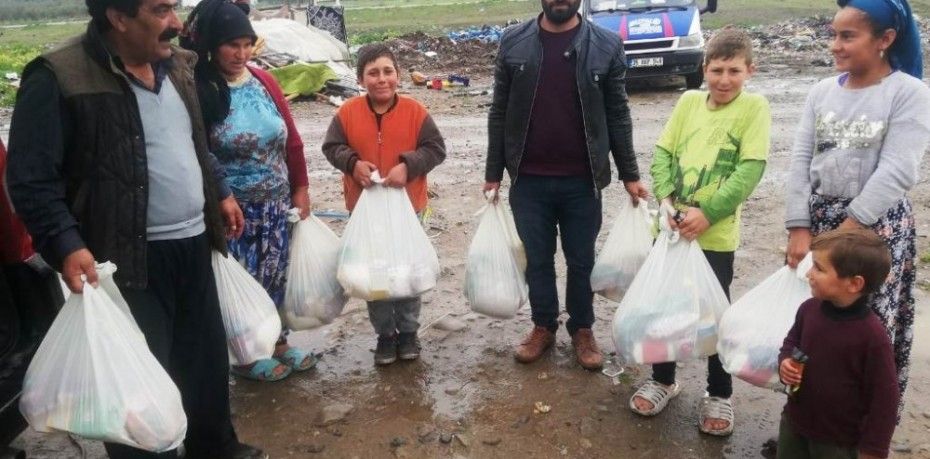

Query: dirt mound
<box><xmin>385</xmin><ymin>31</ymin><xmax>499</xmax><ymax>77</ymax></box>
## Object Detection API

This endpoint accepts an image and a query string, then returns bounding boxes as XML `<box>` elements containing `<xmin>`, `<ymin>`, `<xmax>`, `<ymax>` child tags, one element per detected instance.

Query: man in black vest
<box><xmin>7</xmin><ymin>0</ymin><xmax>263</xmax><ymax>457</ymax></box>
<box><xmin>484</xmin><ymin>0</ymin><xmax>648</xmax><ymax>371</ymax></box>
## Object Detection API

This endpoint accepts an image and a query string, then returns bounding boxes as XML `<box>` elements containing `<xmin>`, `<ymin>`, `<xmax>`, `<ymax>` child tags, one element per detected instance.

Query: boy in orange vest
<box><xmin>322</xmin><ymin>44</ymin><xmax>446</xmax><ymax>365</ymax></box>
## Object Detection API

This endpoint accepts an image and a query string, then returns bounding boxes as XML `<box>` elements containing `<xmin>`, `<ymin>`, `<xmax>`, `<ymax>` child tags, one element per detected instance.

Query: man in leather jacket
<box><xmin>483</xmin><ymin>0</ymin><xmax>648</xmax><ymax>370</ymax></box>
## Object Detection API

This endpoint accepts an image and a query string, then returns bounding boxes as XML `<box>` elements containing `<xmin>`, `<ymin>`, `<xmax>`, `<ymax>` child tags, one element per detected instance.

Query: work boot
<box><xmin>571</xmin><ymin>328</ymin><xmax>604</xmax><ymax>370</ymax></box>
<box><xmin>514</xmin><ymin>326</ymin><xmax>556</xmax><ymax>363</ymax></box>
<box><xmin>397</xmin><ymin>332</ymin><xmax>421</xmax><ymax>360</ymax></box>
<box><xmin>374</xmin><ymin>334</ymin><xmax>397</xmax><ymax>365</ymax></box>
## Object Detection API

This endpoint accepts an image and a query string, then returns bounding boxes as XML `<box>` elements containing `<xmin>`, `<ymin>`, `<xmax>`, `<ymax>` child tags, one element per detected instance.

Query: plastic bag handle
<box><xmin>657</xmin><ymin>201</ymin><xmax>681</xmax><ymax>243</ymax></box>
<box><xmin>370</xmin><ymin>170</ymin><xmax>384</xmax><ymax>185</ymax></box>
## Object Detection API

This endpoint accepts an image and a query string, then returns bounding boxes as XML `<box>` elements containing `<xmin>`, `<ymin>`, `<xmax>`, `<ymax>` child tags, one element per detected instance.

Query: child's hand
<box><xmin>353</xmin><ymin>160</ymin><xmax>378</xmax><ymax>188</ymax></box>
<box><xmin>678</xmin><ymin>207</ymin><xmax>710</xmax><ymax>241</ymax></box>
<box><xmin>779</xmin><ymin>358</ymin><xmax>802</xmax><ymax>386</ymax></box>
<box><xmin>383</xmin><ymin>163</ymin><xmax>408</xmax><ymax>188</ymax></box>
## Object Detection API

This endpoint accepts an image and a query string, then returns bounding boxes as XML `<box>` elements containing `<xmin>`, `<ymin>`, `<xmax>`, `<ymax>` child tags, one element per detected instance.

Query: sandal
<box><xmin>629</xmin><ymin>380</ymin><xmax>682</xmax><ymax>416</ymax></box>
<box><xmin>231</xmin><ymin>358</ymin><xmax>293</xmax><ymax>382</ymax></box>
<box><xmin>276</xmin><ymin>347</ymin><xmax>319</xmax><ymax>372</ymax></box>
<box><xmin>699</xmin><ymin>395</ymin><xmax>734</xmax><ymax>436</ymax></box>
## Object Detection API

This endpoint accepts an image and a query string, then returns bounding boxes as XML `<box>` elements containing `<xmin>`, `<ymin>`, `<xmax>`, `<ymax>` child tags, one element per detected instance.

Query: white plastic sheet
<box><xmin>611</xmin><ymin>204</ymin><xmax>730</xmax><ymax>364</ymax></box>
<box><xmin>211</xmin><ymin>251</ymin><xmax>282</xmax><ymax>366</ymax></box>
<box><xmin>591</xmin><ymin>196</ymin><xmax>653</xmax><ymax>301</ymax></box>
<box><xmin>20</xmin><ymin>263</ymin><xmax>187</xmax><ymax>452</ymax></box>
<box><xmin>465</xmin><ymin>191</ymin><xmax>527</xmax><ymax>318</ymax></box>
<box><xmin>717</xmin><ymin>254</ymin><xmax>813</xmax><ymax>389</ymax></box>
<box><xmin>283</xmin><ymin>211</ymin><xmax>348</xmax><ymax>330</ymax></box>
<box><xmin>338</xmin><ymin>173</ymin><xmax>440</xmax><ymax>301</ymax></box>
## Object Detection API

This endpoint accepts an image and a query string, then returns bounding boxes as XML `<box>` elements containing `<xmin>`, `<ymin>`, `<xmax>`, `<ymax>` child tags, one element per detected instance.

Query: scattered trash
<box><xmin>601</xmin><ymin>360</ymin><xmax>625</xmax><ymax>385</ymax></box>
<box><xmin>447</xmin><ymin>25</ymin><xmax>506</xmax><ymax>44</ymax></box>
<box><xmin>533</xmin><ymin>401</ymin><xmax>551</xmax><ymax>414</ymax></box>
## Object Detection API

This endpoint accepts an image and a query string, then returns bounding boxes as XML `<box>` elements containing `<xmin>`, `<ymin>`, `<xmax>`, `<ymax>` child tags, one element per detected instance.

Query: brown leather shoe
<box><xmin>571</xmin><ymin>328</ymin><xmax>603</xmax><ymax>370</ymax></box>
<box><xmin>514</xmin><ymin>326</ymin><xmax>556</xmax><ymax>363</ymax></box>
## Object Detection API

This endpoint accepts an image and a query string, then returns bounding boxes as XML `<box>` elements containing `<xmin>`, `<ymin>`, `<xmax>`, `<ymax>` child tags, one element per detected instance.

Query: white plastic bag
<box><xmin>611</xmin><ymin>204</ymin><xmax>730</xmax><ymax>364</ymax></box>
<box><xmin>465</xmin><ymin>191</ymin><xmax>528</xmax><ymax>318</ymax></box>
<box><xmin>717</xmin><ymin>254</ymin><xmax>813</xmax><ymax>389</ymax></box>
<box><xmin>20</xmin><ymin>263</ymin><xmax>187</xmax><ymax>452</ymax></box>
<box><xmin>591</xmin><ymin>196</ymin><xmax>653</xmax><ymax>301</ymax></box>
<box><xmin>211</xmin><ymin>251</ymin><xmax>281</xmax><ymax>365</ymax></box>
<box><xmin>337</xmin><ymin>173</ymin><xmax>440</xmax><ymax>301</ymax></box>
<box><xmin>283</xmin><ymin>210</ymin><xmax>348</xmax><ymax>330</ymax></box>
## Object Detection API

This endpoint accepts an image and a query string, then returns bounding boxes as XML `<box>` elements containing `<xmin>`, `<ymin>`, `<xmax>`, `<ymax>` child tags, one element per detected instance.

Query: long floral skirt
<box><xmin>228</xmin><ymin>198</ymin><xmax>291</xmax><ymax>339</ymax></box>
<box><xmin>809</xmin><ymin>193</ymin><xmax>916</xmax><ymax>416</ymax></box>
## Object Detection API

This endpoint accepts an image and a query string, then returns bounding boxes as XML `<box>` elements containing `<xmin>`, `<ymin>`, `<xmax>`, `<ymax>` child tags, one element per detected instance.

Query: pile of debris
<box><xmin>743</xmin><ymin>15</ymin><xmax>930</xmax><ymax>67</ymax></box>
<box><xmin>385</xmin><ymin>31</ymin><xmax>500</xmax><ymax>75</ymax></box>
<box><xmin>743</xmin><ymin>15</ymin><xmax>834</xmax><ymax>66</ymax></box>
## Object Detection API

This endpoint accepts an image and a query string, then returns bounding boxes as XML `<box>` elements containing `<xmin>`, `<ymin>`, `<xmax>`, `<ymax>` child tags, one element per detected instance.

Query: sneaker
<box><xmin>374</xmin><ymin>334</ymin><xmax>397</xmax><ymax>365</ymax></box>
<box><xmin>514</xmin><ymin>326</ymin><xmax>556</xmax><ymax>363</ymax></box>
<box><xmin>397</xmin><ymin>332</ymin><xmax>421</xmax><ymax>360</ymax></box>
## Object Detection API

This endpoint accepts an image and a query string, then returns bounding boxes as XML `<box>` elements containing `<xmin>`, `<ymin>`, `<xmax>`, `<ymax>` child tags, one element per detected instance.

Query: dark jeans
<box><xmin>652</xmin><ymin>250</ymin><xmax>734</xmax><ymax>398</ymax></box>
<box><xmin>777</xmin><ymin>413</ymin><xmax>857</xmax><ymax>459</ymax></box>
<box><xmin>105</xmin><ymin>234</ymin><xmax>238</xmax><ymax>459</ymax></box>
<box><xmin>510</xmin><ymin>175</ymin><xmax>602</xmax><ymax>336</ymax></box>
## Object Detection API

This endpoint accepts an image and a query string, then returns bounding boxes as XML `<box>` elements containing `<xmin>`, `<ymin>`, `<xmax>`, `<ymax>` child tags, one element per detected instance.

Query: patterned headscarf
<box><xmin>837</xmin><ymin>0</ymin><xmax>923</xmax><ymax>79</ymax></box>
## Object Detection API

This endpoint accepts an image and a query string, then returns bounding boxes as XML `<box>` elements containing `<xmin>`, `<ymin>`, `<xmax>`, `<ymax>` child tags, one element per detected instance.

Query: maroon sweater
<box><xmin>519</xmin><ymin>23</ymin><xmax>590</xmax><ymax>177</ymax></box>
<box><xmin>779</xmin><ymin>297</ymin><xmax>899</xmax><ymax>458</ymax></box>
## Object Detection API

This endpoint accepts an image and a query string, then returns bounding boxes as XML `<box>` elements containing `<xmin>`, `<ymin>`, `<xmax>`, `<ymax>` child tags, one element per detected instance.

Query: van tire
<box><xmin>685</xmin><ymin>71</ymin><xmax>703</xmax><ymax>89</ymax></box>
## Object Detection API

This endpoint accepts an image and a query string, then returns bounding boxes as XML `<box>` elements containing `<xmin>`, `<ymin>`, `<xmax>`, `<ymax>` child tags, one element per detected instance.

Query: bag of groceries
<box><xmin>283</xmin><ymin>210</ymin><xmax>348</xmax><ymax>330</ymax></box>
<box><xmin>212</xmin><ymin>251</ymin><xmax>281</xmax><ymax>365</ymax></box>
<box><xmin>717</xmin><ymin>254</ymin><xmax>813</xmax><ymax>389</ymax></box>
<box><xmin>465</xmin><ymin>190</ymin><xmax>527</xmax><ymax>318</ymax></box>
<box><xmin>338</xmin><ymin>172</ymin><xmax>440</xmax><ymax>301</ymax></box>
<box><xmin>611</xmin><ymin>203</ymin><xmax>730</xmax><ymax>364</ymax></box>
<box><xmin>20</xmin><ymin>263</ymin><xmax>187</xmax><ymax>452</ymax></box>
<box><xmin>591</xmin><ymin>195</ymin><xmax>653</xmax><ymax>302</ymax></box>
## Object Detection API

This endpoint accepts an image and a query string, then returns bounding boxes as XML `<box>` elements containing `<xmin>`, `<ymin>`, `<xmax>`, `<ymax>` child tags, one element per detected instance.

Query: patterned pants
<box><xmin>809</xmin><ymin>194</ymin><xmax>915</xmax><ymax>416</ymax></box>
<box><xmin>228</xmin><ymin>198</ymin><xmax>291</xmax><ymax>339</ymax></box>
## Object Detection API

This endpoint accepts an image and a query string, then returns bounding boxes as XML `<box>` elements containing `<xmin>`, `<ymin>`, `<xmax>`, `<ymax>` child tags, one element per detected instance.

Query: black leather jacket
<box><xmin>485</xmin><ymin>15</ymin><xmax>639</xmax><ymax>195</ymax></box>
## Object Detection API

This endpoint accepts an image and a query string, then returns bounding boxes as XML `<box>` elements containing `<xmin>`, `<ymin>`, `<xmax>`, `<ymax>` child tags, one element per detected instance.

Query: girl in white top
<box><xmin>785</xmin><ymin>0</ymin><xmax>930</xmax><ymax>417</ymax></box>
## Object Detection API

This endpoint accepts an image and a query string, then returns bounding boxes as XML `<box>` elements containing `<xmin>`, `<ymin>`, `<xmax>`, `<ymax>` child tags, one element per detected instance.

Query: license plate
<box><xmin>630</xmin><ymin>57</ymin><xmax>664</xmax><ymax>68</ymax></box>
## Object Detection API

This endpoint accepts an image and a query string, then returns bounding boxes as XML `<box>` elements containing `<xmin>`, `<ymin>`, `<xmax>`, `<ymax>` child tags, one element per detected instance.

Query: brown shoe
<box><xmin>571</xmin><ymin>328</ymin><xmax>603</xmax><ymax>370</ymax></box>
<box><xmin>514</xmin><ymin>326</ymin><xmax>556</xmax><ymax>363</ymax></box>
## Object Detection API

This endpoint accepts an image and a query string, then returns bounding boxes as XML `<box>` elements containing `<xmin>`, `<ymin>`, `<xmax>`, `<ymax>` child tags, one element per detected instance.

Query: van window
<box><xmin>590</xmin><ymin>0</ymin><xmax>694</xmax><ymax>12</ymax></box>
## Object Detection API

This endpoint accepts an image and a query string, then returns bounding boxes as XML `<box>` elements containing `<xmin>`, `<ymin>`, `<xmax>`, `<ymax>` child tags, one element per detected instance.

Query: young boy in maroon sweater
<box><xmin>777</xmin><ymin>228</ymin><xmax>899</xmax><ymax>459</ymax></box>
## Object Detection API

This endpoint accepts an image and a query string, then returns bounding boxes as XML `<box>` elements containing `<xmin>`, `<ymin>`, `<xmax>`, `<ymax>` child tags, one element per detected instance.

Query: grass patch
<box><xmin>920</xmin><ymin>251</ymin><xmax>930</xmax><ymax>265</ymax></box>
<box><xmin>0</xmin><ymin>43</ymin><xmax>42</xmax><ymax>106</ymax></box>
<box><xmin>344</xmin><ymin>0</ymin><xmax>538</xmax><ymax>37</ymax></box>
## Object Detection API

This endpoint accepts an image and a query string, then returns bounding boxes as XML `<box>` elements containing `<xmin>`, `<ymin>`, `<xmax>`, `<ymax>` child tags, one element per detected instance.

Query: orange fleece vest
<box><xmin>337</xmin><ymin>95</ymin><xmax>430</xmax><ymax>212</ymax></box>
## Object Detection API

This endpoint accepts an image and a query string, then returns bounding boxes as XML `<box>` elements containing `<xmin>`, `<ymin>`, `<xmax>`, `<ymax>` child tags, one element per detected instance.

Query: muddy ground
<box><xmin>8</xmin><ymin>52</ymin><xmax>930</xmax><ymax>459</ymax></box>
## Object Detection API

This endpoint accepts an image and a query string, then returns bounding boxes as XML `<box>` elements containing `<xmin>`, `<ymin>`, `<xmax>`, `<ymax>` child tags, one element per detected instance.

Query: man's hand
<box><xmin>678</xmin><ymin>207</ymin><xmax>710</xmax><ymax>241</ymax></box>
<box><xmin>383</xmin><ymin>162</ymin><xmax>408</xmax><ymax>188</ymax></box>
<box><xmin>62</xmin><ymin>248</ymin><xmax>97</xmax><ymax>294</ymax></box>
<box><xmin>483</xmin><ymin>182</ymin><xmax>501</xmax><ymax>202</ymax></box>
<box><xmin>623</xmin><ymin>180</ymin><xmax>649</xmax><ymax>206</ymax></box>
<box><xmin>786</xmin><ymin>228</ymin><xmax>812</xmax><ymax>268</ymax></box>
<box><xmin>291</xmin><ymin>186</ymin><xmax>311</xmax><ymax>220</ymax></box>
<box><xmin>779</xmin><ymin>358</ymin><xmax>802</xmax><ymax>386</ymax></box>
<box><xmin>352</xmin><ymin>160</ymin><xmax>378</xmax><ymax>188</ymax></box>
<box><xmin>220</xmin><ymin>196</ymin><xmax>245</xmax><ymax>239</ymax></box>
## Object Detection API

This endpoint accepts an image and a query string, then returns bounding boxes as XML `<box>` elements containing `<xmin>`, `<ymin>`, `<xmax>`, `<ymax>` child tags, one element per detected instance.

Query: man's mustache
<box><xmin>159</xmin><ymin>28</ymin><xmax>179</xmax><ymax>41</ymax></box>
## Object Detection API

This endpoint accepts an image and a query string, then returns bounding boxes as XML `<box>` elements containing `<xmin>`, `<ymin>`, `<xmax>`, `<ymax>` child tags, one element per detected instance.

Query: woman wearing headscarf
<box><xmin>182</xmin><ymin>0</ymin><xmax>315</xmax><ymax>381</ymax></box>
<box><xmin>785</xmin><ymin>0</ymin><xmax>930</xmax><ymax>416</ymax></box>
